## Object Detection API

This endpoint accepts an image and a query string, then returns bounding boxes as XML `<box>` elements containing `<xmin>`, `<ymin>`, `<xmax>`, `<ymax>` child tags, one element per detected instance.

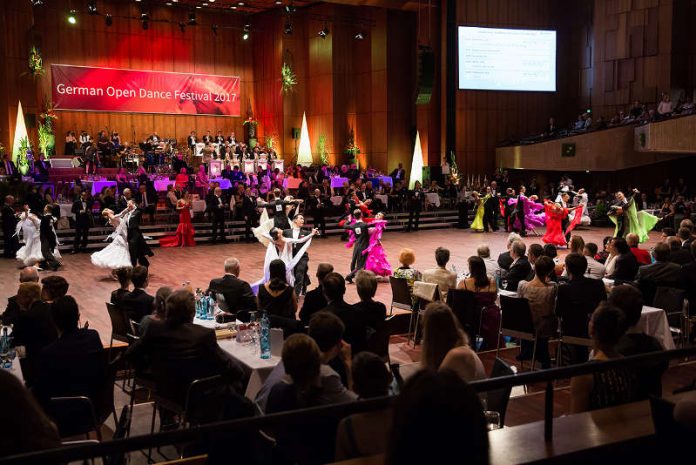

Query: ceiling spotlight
<box><xmin>231</xmin><ymin>5</ymin><xmax>237</xmax><ymax>9</ymax></box>
<box><xmin>105</xmin><ymin>13</ymin><xmax>113</xmax><ymax>27</ymax></box>
<box><xmin>173</xmin><ymin>0</ymin><xmax>178</xmax><ymax>2</ymax></box>
<box><xmin>30</xmin><ymin>0</ymin><xmax>45</xmax><ymax>5</ymax></box>
<box><xmin>210</xmin><ymin>0</ymin><xmax>216</xmax><ymax>2</ymax></box>
<box><xmin>238</xmin><ymin>2</ymin><xmax>245</xmax><ymax>6</ymax></box>
<box><xmin>179</xmin><ymin>21</ymin><xmax>186</xmax><ymax>33</ymax></box>
<box><xmin>275</xmin><ymin>0</ymin><xmax>283</xmax><ymax>5</ymax></box>
<box><xmin>242</xmin><ymin>23</ymin><xmax>250</xmax><ymax>40</ymax></box>
<box><xmin>318</xmin><ymin>23</ymin><xmax>329</xmax><ymax>38</ymax></box>
<box><xmin>135</xmin><ymin>0</ymin><xmax>141</xmax><ymax>2</ymax></box>
<box><xmin>166</xmin><ymin>1</ymin><xmax>172</xmax><ymax>5</ymax></box>
<box><xmin>188</xmin><ymin>12</ymin><xmax>197</xmax><ymax>25</ymax></box>
<box><xmin>140</xmin><ymin>11</ymin><xmax>150</xmax><ymax>21</ymax></box>
<box><xmin>283</xmin><ymin>21</ymin><xmax>293</xmax><ymax>35</ymax></box>
<box><xmin>202</xmin><ymin>2</ymin><xmax>208</xmax><ymax>6</ymax></box>
<box><xmin>211</xmin><ymin>24</ymin><xmax>218</xmax><ymax>35</ymax></box>
<box><xmin>196</xmin><ymin>5</ymin><xmax>201</xmax><ymax>8</ymax></box>
<box><xmin>87</xmin><ymin>1</ymin><xmax>98</xmax><ymax>15</ymax></box>
<box><xmin>284</xmin><ymin>3</ymin><xmax>296</xmax><ymax>13</ymax></box>
<box><xmin>355</xmin><ymin>31</ymin><xmax>366</xmax><ymax>40</ymax></box>
<box><xmin>67</xmin><ymin>10</ymin><xmax>77</xmax><ymax>25</ymax></box>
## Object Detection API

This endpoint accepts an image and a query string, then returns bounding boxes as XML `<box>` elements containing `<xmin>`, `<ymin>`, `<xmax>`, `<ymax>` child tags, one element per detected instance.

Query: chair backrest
<box><xmin>499</xmin><ymin>295</ymin><xmax>535</xmax><ymax>335</ymax></box>
<box><xmin>486</xmin><ymin>357</ymin><xmax>515</xmax><ymax>426</ymax></box>
<box><xmin>413</xmin><ymin>281</ymin><xmax>439</xmax><ymax>304</ymax></box>
<box><xmin>389</xmin><ymin>276</ymin><xmax>413</xmax><ymax>309</ymax></box>
<box><xmin>447</xmin><ymin>288</ymin><xmax>480</xmax><ymax>343</ymax></box>
<box><xmin>106</xmin><ymin>302</ymin><xmax>131</xmax><ymax>343</ymax></box>
<box><xmin>48</xmin><ymin>396</ymin><xmax>99</xmax><ymax>438</ymax></box>
<box><xmin>184</xmin><ymin>375</ymin><xmax>240</xmax><ymax>426</ymax></box>
<box><xmin>653</xmin><ymin>287</ymin><xmax>686</xmax><ymax>315</ymax></box>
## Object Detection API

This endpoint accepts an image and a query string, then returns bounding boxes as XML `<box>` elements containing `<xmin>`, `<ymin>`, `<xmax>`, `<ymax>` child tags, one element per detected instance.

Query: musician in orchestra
<box><xmin>79</xmin><ymin>130</ymin><xmax>91</xmax><ymax>148</ymax></box>
<box><xmin>203</xmin><ymin>130</ymin><xmax>213</xmax><ymax>144</ymax></box>
<box><xmin>111</xmin><ymin>131</ymin><xmax>121</xmax><ymax>152</ymax></box>
<box><xmin>187</xmin><ymin>131</ymin><xmax>197</xmax><ymax>150</ymax></box>
<box><xmin>215</xmin><ymin>131</ymin><xmax>225</xmax><ymax>145</ymax></box>
<box><xmin>84</xmin><ymin>141</ymin><xmax>99</xmax><ymax>175</ymax></box>
<box><xmin>136</xmin><ymin>184</ymin><xmax>157</xmax><ymax>223</ymax></box>
<box><xmin>227</xmin><ymin>132</ymin><xmax>237</xmax><ymax>144</ymax></box>
<box><xmin>172</xmin><ymin>152</ymin><xmax>188</xmax><ymax>175</ymax></box>
<box><xmin>230</xmin><ymin>165</ymin><xmax>245</xmax><ymax>183</ymax></box>
<box><xmin>148</xmin><ymin>133</ymin><xmax>160</xmax><ymax>144</ymax></box>
<box><xmin>116</xmin><ymin>168</ymin><xmax>130</xmax><ymax>193</ymax></box>
<box><xmin>97</xmin><ymin>131</ymin><xmax>112</xmax><ymax>167</ymax></box>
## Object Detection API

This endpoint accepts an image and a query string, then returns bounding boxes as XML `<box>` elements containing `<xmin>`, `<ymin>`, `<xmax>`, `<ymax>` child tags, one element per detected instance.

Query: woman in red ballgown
<box><xmin>542</xmin><ymin>200</ymin><xmax>569</xmax><ymax>247</ymax></box>
<box><xmin>159</xmin><ymin>193</ymin><xmax>196</xmax><ymax>247</ymax></box>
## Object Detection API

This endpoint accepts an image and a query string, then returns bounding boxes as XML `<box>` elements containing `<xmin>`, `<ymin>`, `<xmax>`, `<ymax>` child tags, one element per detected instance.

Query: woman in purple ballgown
<box><xmin>508</xmin><ymin>193</ymin><xmax>546</xmax><ymax>233</ymax></box>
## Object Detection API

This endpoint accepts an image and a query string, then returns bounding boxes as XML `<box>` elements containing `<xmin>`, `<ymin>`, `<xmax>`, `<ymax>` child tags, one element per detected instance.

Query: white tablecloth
<box><xmin>59</xmin><ymin>203</ymin><xmax>74</xmax><ymax>219</ymax></box>
<box><xmin>638</xmin><ymin>306</ymin><xmax>676</xmax><ymax>350</ymax></box>
<box><xmin>209</xmin><ymin>178</ymin><xmax>232</xmax><ymax>190</ymax></box>
<box><xmin>192</xmin><ymin>199</ymin><xmax>207</xmax><ymax>213</ymax></box>
<box><xmin>375</xmin><ymin>194</ymin><xmax>389</xmax><ymax>207</ymax></box>
<box><xmin>330</xmin><ymin>177</ymin><xmax>350</xmax><ymax>189</ymax></box>
<box><xmin>425</xmin><ymin>192</ymin><xmax>440</xmax><ymax>207</ymax></box>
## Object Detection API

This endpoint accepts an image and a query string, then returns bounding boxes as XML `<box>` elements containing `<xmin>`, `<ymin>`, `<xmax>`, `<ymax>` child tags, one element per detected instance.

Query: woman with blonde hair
<box><xmin>421</xmin><ymin>302</ymin><xmax>486</xmax><ymax>382</ymax></box>
<box><xmin>90</xmin><ymin>208</ymin><xmax>131</xmax><ymax>269</ymax></box>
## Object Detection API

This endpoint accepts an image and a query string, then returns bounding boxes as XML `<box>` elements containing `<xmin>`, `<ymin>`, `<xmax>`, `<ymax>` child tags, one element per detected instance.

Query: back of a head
<box><xmin>570</xmin><ymin>235</ymin><xmax>586</xmax><ymax>253</ymax></box>
<box><xmin>224</xmin><ymin>257</ymin><xmax>240</xmax><ymax>275</ymax></box>
<box><xmin>114</xmin><ymin>267</ymin><xmax>132</xmax><ymax>288</ymax></box>
<box><xmin>165</xmin><ymin>289</ymin><xmax>195</xmax><ymax>326</ymax></box>
<box><xmin>467</xmin><ymin>256</ymin><xmax>489</xmax><ymax>288</ymax></box>
<box><xmin>613</xmin><ymin>237</ymin><xmax>630</xmax><ymax>254</ymax></box>
<box><xmin>584</xmin><ymin>242</ymin><xmax>598</xmax><ymax>257</ymax></box>
<box><xmin>316</xmin><ymin>263</ymin><xmax>334</xmax><ymax>282</ymax></box>
<box><xmin>322</xmin><ymin>272</ymin><xmax>346</xmax><ymax>302</ymax></box>
<box><xmin>591</xmin><ymin>302</ymin><xmax>627</xmax><ymax>348</ymax></box>
<box><xmin>543</xmin><ymin>243</ymin><xmax>557</xmax><ymax>259</ymax></box>
<box><xmin>308</xmin><ymin>311</ymin><xmax>345</xmax><ymax>353</ymax></box>
<box><xmin>511</xmin><ymin>240</ymin><xmax>526</xmax><ymax>258</ymax></box>
<box><xmin>422</xmin><ymin>302</ymin><xmax>465</xmax><ymax>371</ymax></box>
<box><xmin>282</xmin><ymin>333</ymin><xmax>321</xmax><ymax>390</ymax></box>
<box><xmin>680</xmin><ymin>219</ymin><xmax>694</xmax><ymax>233</ymax></box>
<box><xmin>40</xmin><ymin>276</ymin><xmax>69</xmax><ymax>301</ymax></box>
<box><xmin>507</xmin><ymin>232</ymin><xmax>522</xmax><ymax>248</ymax></box>
<box><xmin>527</xmin><ymin>243</ymin><xmax>543</xmax><ymax>261</ymax></box>
<box><xmin>625</xmin><ymin>233</ymin><xmax>639</xmax><ymax>247</ymax></box>
<box><xmin>476</xmin><ymin>244</ymin><xmax>491</xmax><ymax>259</ymax></box>
<box><xmin>19</xmin><ymin>267</ymin><xmax>39</xmax><ymax>284</ymax></box>
<box><xmin>154</xmin><ymin>286</ymin><xmax>173</xmax><ymax>317</ymax></box>
<box><xmin>386</xmin><ymin>369</ymin><xmax>489</xmax><ymax>465</ymax></box>
<box><xmin>534</xmin><ymin>256</ymin><xmax>555</xmax><ymax>280</ymax></box>
<box><xmin>131</xmin><ymin>265</ymin><xmax>149</xmax><ymax>289</ymax></box>
<box><xmin>608</xmin><ymin>284</ymin><xmax>643</xmax><ymax>328</ymax></box>
<box><xmin>678</xmin><ymin>227</ymin><xmax>692</xmax><ymax>241</ymax></box>
<box><xmin>653</xmin><ymin>243</ymin><xmax>670</xmax><ymax>262</ymax></box>
<box><xmin>51</xmin><ymin>296</ymin><xmax>80</xmax><ymax>334</ymax></box>
<box><xmin>355</xmin><ymin>270</ymin><xmax>377</xmax><ymax>301</ymax></box>
<box><xmin>435</xmin><ymin>247</ymin><xmax>450</xmax><ymax>267</ymax></box>
<box><xmin>17</xmin><ymin>282</ymin><xmax>42</xmax><ymax>310</ymax></box>
<box><xmin>268</xmin><ymin>259</ymin><xmax>287</xmax><ymax>290</ymax></box>
<box><xmin>352</xmin><ymin>352</ymin><xmax>391</xmax><ymax>398</ymax></box>
<box><xmin>667</xmin><ymin>236</ymin><xmax>682</xmax><ymax>251</ymax></box>
<box><xmin>564</xmin><ymin>253</ymin><xmax>587</xmax><ymax>279</ymax></box>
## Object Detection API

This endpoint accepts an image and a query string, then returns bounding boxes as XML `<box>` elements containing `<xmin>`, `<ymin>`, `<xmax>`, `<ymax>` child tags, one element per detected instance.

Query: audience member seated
<box><xmin>457</xmin><ymin>256</ymin><xmax>500</xmax><ymax>350</ymax></box>
<box><xmin>33</xmin><ymin>296</ymin><xmax>105</xmax><ymax>408</ymax></box>
<box><xmin>207</xmin><ymin>257</ymin><xmax>258</xmax><ymax>320</ymax></box>
<box><xmin>570</xmin><ymin>302</ymin><xmax>637</xmax><ymax>413</ymax></box>
<box><xmin>678</xmin><ymin>226</ymin><xmax>694</xmax><ymax>249</ymax></box>
<box><xmin>528</xmin><ymin>243</ymin><xmax>557</xmax><ymax>281</ymax></box>
<box><xmin>422</xmin><ymin>247</ymin><xmax>457</xmax><ymax>302</ymax></box>
<box><xmin>610</xmin><ymin>285</ymin><xmax>667</xmax><ymax>398</ymax></box>
<box><xmin>139</xmin><ymin>286</ymin><xmax>172</xmax><ymax>335</ymax></box>
<box><xmin>126</xmin><ymin>290</ymin><xmax>245</xmax><ymax>406</ymax></box>
<box><xmin>393</xmin><ymin>248</ymin><xmax>422</xmax><ymax>306</ymax></box>
<box><xmin>352</xmin><ymin>271</ymin><xmax>387</xmax><ymax>338</ymax></box>
<box><xmin>607</xmin><ymin>237</ymin><xmax>639</xmax><ymax>281</ymax></box>
<box><xmin>40</xmin><ymin>275</ymin><xmax>70</xmax><ymax>303</ymax></box>
<box><xmin>681</xmin><ymin>242</ymin><xmax>696</xmax><ymax>322</ymax></box>
<box><xmin>255</xmin><ymin>311</ymin><xmax>357</xmax><ymax>413</ymax></box>
<box><xmin>516</xmin><ymin>256</ymin><xmax>557</xmax><ymax>368</ymax></box>
<box><xmin>634</xmin><ymin>243</ymin><xmax>682</xmax><ymax>304</ymax></box>
<box><xmin>322</xmin><ymin>272</ymin><xmax>369</xmax><ymax>355</ymax></box>
<box><xmin>668</xmin><ymin>236</ymin><xmax>692</xmax><ymax>265</ymax></box>
<box><xmin>120</xmin><ymin>265</ymin><xmax>155</xmax><ymax>323</ymax></box>
<box><xmin>300</xmin><ymin>263</ymin><xmax>333</xmax><ymax>325</ymax></box>
<box><xmin>556</xmin><ymin>254</ymin><xmax>607</xmax><ymax>364</ymax></box>
<box><xmin>497</xmin><ymin>233</ymin><xmax>522</xmax><ymax>271</ymax></box>
<box><xmin>626</xmin><ymin>233</ymin><xmax>651</xmax><ymax>265</ymax></box>
<box><xmin>386</xmin><ymin>370</ymin><xmax>489</xmax><ymax>465</ymax></box>
<box><xmin>0</xmin><ymin>370</ymin><xmax>61</xmax><ymax>457</ymax></box>
<box><xmin>595</xmin><ymin>236</ymin><xmax>613</xmax><ymax>264</ymax></box>
<box><xmin>583</xmin><ymin>243</ymin><xmax>606</xmax><ymax>279</ymax></box>
<box><xmin>421</xmin><ymin>302</ymin><xmax>486</xmax><ymax>382</ymax></box>
<box><xmin>258</xmin><ymin>259</ymin><xmax>297</xmax><ymax>320</ymax></box>
<box><xmin>501</xmin><ymin>240</ymin><xmax>531</xmax><ymax>291</ymax></box>
<box><xmin>476</xmin><ymin>244</ymin><xmax>500</xmax><ymax>277</ymax></box>
<box><xmin>1</xmin><ymin>266</ymin><xmax>39</xmax><ymax>326</ymax></box>
<box><xmin>335</xmin><ymin>352</ymin><xmax>393</xmax><ymax>461</ymax></box>
<box><xmin>110</xmin><ymin>266</ymin><xmax>132</xmax><ymax>306</ymax></box>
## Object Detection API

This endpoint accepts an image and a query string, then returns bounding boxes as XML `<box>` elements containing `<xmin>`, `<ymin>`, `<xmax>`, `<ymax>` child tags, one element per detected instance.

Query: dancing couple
<box><xmin>343</xmin><ymin>209</ymin><xmax>392</xmax><ymax>283</ymax></box>
<box><xmin>608</xmin><ymin>188</ymin><xmax>657</xmax><ymax>243</ymax></box>
<box><xmin>507</xmin><ymin>186</ymin><xmax>545</xmax><ymax>236</ymax></box>
<box><xmin>15</xmin><ymin>204</ymin><xmax>62</xmax><ymax>271</ymax></box>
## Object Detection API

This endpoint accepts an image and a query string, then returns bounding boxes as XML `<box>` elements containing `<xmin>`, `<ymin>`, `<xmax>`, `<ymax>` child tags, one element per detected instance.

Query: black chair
<box><xmin>388</xmin><ymin>276</ymin><xmax>412</xmax><ymax>316</ymax></box>
<box><xmin>653</xmin><ymin>287</ymin><xmax>687</xmax><ymax>346</ymax></box>
<box><xmin>367</xmin><ymin>313</ymin><xmax>411</xmax><ymax>364</ymax></box>
<box><xmin>556</xmin><ymin>314</ymin><xmax>593</xmax><ymax>367</ymax></box>
<box><xmin>106</xmin><ymin>302</ymin><xmax>136</xmax><ymax>350</ymax></box>
<box><xmin>498</xmin><ymin>295</ymin><xmax>539</xmax><ymax>371</ymax></box>
<box><xmin>408</xmin><ymin>282</ymin><xmax>439</xmax><ymax>347</ymax></box>
<box><xmin>447</xmin><ymin>288</ymin><xmax>480</xmax><ymax>346</ymax></box>
<box><xmin>486</xmin><ymin>357</ymin><xmax>515</xmax><ymax>426</ymax></box>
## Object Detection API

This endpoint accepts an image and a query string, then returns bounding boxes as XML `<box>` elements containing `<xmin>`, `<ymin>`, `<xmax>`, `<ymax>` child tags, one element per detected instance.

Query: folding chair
<box><xmin>388</xmin><ymin>276</ymin><xmax>412</xmax><ymax>316</ymax></box>
<box><xmin>653</xmin><ymin>287</ymin><xmax>688</xmax><ymax>347</ymax></box>
<box><xmin>498</xmin><ymin>295</ymin><xmax>539</xmax><ymax>371</ymax></box>
<box><xmin>408</xmin><ymin>281</ymin><xmax>439</xmax><ymax>347</ymax></box>
<box><xmin>447</xmin><ymin>288</ymin><xmax>480</xmax><ymax>347</ymax></box>
<box><xmin>486</xmin><ymin>357</ymin><xmax>516</xmax><ymax>426</ymax></box>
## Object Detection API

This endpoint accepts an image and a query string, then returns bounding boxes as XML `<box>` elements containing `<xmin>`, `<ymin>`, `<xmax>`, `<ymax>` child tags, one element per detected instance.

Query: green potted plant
<box><xmin>317</xmin><ymin>135</ymin><xmax>328</xmax><ymax>165</ymax></box>
<box><xmin>280</xmin><ymin>62</ymin><xmax>297</xmax><ymax>95</ymax></box>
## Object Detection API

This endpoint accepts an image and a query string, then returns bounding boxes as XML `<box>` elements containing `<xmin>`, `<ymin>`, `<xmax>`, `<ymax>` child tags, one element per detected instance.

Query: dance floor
<box><xmin>0</xmin><ymin>225</ymin><xmax>661</xmax><ymax>346</ymax></box>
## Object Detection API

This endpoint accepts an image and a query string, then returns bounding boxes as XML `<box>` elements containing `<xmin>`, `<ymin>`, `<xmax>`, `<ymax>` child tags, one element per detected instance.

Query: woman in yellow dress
<box><xmin>470</xmin><ymin>191</ymin><xmax>489</xmax><ymax>232</ymax></box>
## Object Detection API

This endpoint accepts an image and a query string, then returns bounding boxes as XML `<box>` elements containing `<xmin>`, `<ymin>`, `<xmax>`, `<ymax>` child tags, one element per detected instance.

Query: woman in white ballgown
<box><xmin>15</xmin><ymin>209</ymin><xmax>44</xmax><ymax>266</ymax></box>
<box><xmin>91</xmin><ymin>208</ymin><xmax>132</xmax><ymax>269</ymax></box>
<box><xmin>251</xmin><ymin>209</ymin><xmax>317</xmax><ymax>291</ymax></box>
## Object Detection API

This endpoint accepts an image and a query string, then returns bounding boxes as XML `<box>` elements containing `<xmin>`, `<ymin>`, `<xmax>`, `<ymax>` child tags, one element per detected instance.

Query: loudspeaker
<box><xmin>416</xmin><ymin>46</ymin><xmax>434</xmax><ymax>105</ymax></box>
<box><xmin>561</xmin><ymin>143</ymin><xmax>576</xmax><ymax>157</ymax></box>
<box><xmin>291</xmin><ymin>127</ymin><xmax>300</xmax><ymax>139</ymax></box>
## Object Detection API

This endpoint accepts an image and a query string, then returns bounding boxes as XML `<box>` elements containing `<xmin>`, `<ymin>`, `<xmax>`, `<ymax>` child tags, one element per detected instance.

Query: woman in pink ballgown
<box><xmin>159</xmin><ymin>193</ymin><xmax>196</xmax><ymax>247</ymax></box>
<box><xmin>344</xmin><ymin>212</ymin><xmax>392</xmax><ymax>279</ymax></box>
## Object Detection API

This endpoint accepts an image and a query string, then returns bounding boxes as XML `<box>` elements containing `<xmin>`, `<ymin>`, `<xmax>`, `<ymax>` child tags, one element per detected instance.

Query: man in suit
<box><xmin>422</xmin><ymin>247</ymin><xmax>457</xmax><ymax>302</ymax></box>
<box><xmin>556</xmin><ymin>254</ymin><xmax>607</xmax><ymax>364</ymax></box>
<box><xmin>608</xmin><ymin>237</ymin><xmax>639</xmax><ymax>281</ymax></box>
<box><xmin>483</xmin><ymin>185</ymin><xmax>500</xmax><ymax>232</ymax></box>
<box><xmin>2</xmin><ymin>195</ymin><xmax>19</xmax><ymax>258</ymax></box>
<box><xmin>135</xmin><ymin>185</ymin><xmax>156</xmax><ymax>223</ymax></box>
<box><xmin>405</xmin><ymin>182</ymin><xmax>424</xmax><ymax>232</ymax></box>
<box><xmin>126</xmin><ymin>289</ymin><xmax>245</xmax><ymax>406</ymax></box>
<box><xmin>497</xmin><ymin>233</ymin><xmax>522</xmax><ymax>272</ymax></box>
<box><xmin>71</xmin><ymin>191</ymin><xmax>92</xmax><ymax>253</ymax></box>
<box><xmin>33</xmin><ymin>296</ymin><xmax>104</xmax><ymax>408</ymax></box>
<box><xmin>321</xmin><ymin>272</ymin><xmax>369</xmax><ymax>355</ymax></box>
<box><xmin>299</xmin><ymin>263</ymin><xmax>334</xmax><ymax>325</ymax></box>
<box><xmin>634</xmin><ymin>242</ymin><xmax>682</xmax><ymax>303</ymax></box>
<box><xmin>120</xmin><ymin>265</ymin><xmax>155</xmax><ymax>322</ymax></box>
<box><xmin>2</xmin><ymin>153</ymin><xmax>19</xmax><ymax>180</ymax></box>
<box><xmin>283</xmin><ymin>215</ymin><xmax>315</xmax><ymax>296</ymax></box>
<box><xmin>1</xmin><ymin>266</ymin><xmax>39</xmax><ymax>325</ymax></box>
<box><xmin>207</xmin><ymin>257</ymin><xmax>258</xmax><ymax>321</ymax></box>
<box><xmin>259</xmin><ymin>189</ymin><xmax>303</xmax><ymax>230</ymax></box>
<box><xmin>344</xmin><ymin>210</ymin><xmax>375</xmax><ymax>283</ymax></box>
<box><xmin>308</xmin><ymin>189</ymin><xmax>327</xmax><ymax>237</ymax></box>
<box><xmin>187</xmin><ymin>131</ymin><xmax>197</xmax><ymax>151</ymax></box>
<box><xmin>208</xmin><ymin>186</ymin><xmax>227</xmax><ymax>244</ymax></box>
<box><xmin>667</xmin><ymin>236</ymin><xmax>692</xmax><ymax>265</ymax></box>
<box><xmin>38</xmin><ymin>205</ymin><xmax>61</xmax><ymax>272</ymax></box>
<box><xmin>84</xmin><ymin>141</ymin><xmax>98</xmax><ymax>175</ymax></box>
<box><xmin>678</xmin><ymin>227</ymin><xmax>694</xmax><ymax>250</ymax></box>
<box><xmin>389</xmin><ymin>163</ymin><xmax>405</xmax><ymax>183</ymax></box>
<box><xmin>240</xmin><ymin>187</ymin><xmax>258</xmax><ymax>242</ymax></box>
<box><xmin>123</xmin><ymin>200</ymin><xmax>153</xmax><ymax>267</ymax></box>
<box><xmin>501</xmin><ymin>240</ymin><xmax>531</xmax><ymax>291</ymax></box>
<box><xmin>117</xmin><ymin>188</ymin><xmax>133</xmax><ymax>212</ymax></box>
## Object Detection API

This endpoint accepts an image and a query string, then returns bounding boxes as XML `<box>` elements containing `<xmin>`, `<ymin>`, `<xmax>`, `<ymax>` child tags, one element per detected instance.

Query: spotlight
<box><xmin>211</xmin><ymin>24</ymin><xmax>218</xmax><ymax>36</ymax></box>
<box><xmin>67</xmin><ymin>10</ymin><xmax>77</xmax><ymax>25</ymax></box>
<box><xmin>179</xmin><ymin>21</ymin><xmax>186</xmax><ymax>33</ymax></box>
<box><xmin>87</xmin><ymin>1</ymin><xmax>98</xmax><ymax>15</ymax></box>
<box><xmin>188</xmin><ymin>12</ymin><xmax>197</xmax><ymax>25</ymax></box>
<box><xmin>242</xmin><ymin>23</ymin><xmax>250</xmax><ymax>40</ymax></box>
<box><xmin>284</xmin><ymin>3</ymin><xmax>296</xmax><ymax>14</ymax></box>
<box><xmin>275</xmin><ymin>0</ymin><xmax>283</xmax><ymax>5</ymax></box>
<box><xmin>105</xmin><ymin>13</ymin><xmax>113</xmax><ymax>27</ymax></box>
<box><xmin>166</xmin><ymin>1</ymin><xmax>172</xmax><ymax>5</ymax></box>
<box><xmin>30</xmin><ymin>0</ymin><xmax>45</xmax><ymax>5</ymax></box>
<box><xmin>231</xmin><ymin>5</ymin><xmax>237</xmax><ymax>9</ymax></box>
<box><xmin>283</xmin><ymin>21</ymin><xmax>293</xmax><ymax>35</ymax></box>
<box><xmin>210</xmin><ymin>0</ymin><xmax>216</xmax><ymax>2</ymax></box>
<box><xmin>355</xmin><ymin>31</ymin><xmax>366</xmax><ymax>40</ymax></box>
<box><xmin>238</xmin><ymin>2</ymin><xmax>245</xmax><ymax>6</ymax></box>
<box><xmin>318</xmin><ymin>23</ymin><xmax>329</xmax><ymax>38</ymax></box>
<box><xmin>202</xmin><ymin>2</ymin><xmax>208</xmax><ymax>6</ymax></box>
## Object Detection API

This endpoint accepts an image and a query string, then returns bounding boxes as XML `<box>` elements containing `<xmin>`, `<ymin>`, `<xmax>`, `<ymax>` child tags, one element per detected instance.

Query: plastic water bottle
<box><xmin>194</xmin><ymin>288</ymin><xmax>203</xmax><ymax>318</ymax></box>
<box><xmin>259</xmin><ymin>312</ymin><xmax>271</xmax><ymax>359</ymax></box>
<box><xmin>206</xmin><ymin>295</ymin><xmax>215</xmax><ymax>320</ymax></box>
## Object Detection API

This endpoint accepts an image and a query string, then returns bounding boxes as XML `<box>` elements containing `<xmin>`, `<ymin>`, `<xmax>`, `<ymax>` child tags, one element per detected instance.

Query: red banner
<box><xmin>51</xmin><ymin>64</ymin><xmax>241</xmax><ymax>116</ymax></box>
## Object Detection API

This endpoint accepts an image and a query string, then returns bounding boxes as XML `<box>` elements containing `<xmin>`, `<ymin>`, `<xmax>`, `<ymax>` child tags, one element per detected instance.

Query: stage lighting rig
<box><xmin>105</xmin><ymin>14</ymin><xmax>113</xmax><ymax>27</ymax></box>
<box><xmin>284</xmin><ymin>21</ymin><xmax>293</xmax><ymax>35</ymax></box>
<box><xmin>67</xmin><ymin>10</ymin><xmax>77</xmax><ymax>25</ymax></box>
<box><xmin>318</xmin><ymin>23</ymin><xmax>329</xmax><ymax>38</ymax></box>
<box><xmin>188</xmin><ymin>12</ymin><xmax>197</xmax><ymax>25</ymax></box>
<box><xmin>87</xmin><ymin>1</ymin><xmax>98</xmax><ymax>15</ymax></box>
<box><xmin>242</xmin><ymin>23</ymin><xmax>250</xmax><ymax>41</ymax></box>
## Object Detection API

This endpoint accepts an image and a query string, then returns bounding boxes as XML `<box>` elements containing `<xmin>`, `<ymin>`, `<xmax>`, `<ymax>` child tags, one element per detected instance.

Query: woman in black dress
<box><xmin>258</xmin><ymin>259</ymin><xmax>297</xmax><ymax>319</ymax></box>
<box><xmin>64</xmin><ymin>131</ymin><xmax>77</xmax><ymax>156</ymax></box>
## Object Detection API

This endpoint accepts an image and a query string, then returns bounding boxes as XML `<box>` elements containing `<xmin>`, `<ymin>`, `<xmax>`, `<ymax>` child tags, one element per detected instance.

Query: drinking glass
<box><xmin>484</xmin><ymin>411</ymin><xmax>501</xmax><ymax>431</ymax></box>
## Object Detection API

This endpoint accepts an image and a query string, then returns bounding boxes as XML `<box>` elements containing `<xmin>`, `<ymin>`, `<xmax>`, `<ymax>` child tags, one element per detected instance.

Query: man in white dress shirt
<box><xmin>583</xmin><ymin>243</ymin><xmax>606</xmax><ymax>279</ymax></box>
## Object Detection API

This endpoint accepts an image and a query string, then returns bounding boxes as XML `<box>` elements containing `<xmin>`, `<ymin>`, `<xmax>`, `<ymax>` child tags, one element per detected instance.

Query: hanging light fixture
<box><xmin>318</xmin><ymin>23</ymin><xmax>329</xmax><ymax>38</ymax></box>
